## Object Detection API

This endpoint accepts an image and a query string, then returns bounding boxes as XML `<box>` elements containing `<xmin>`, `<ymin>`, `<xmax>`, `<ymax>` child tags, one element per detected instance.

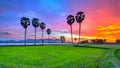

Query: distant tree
<box><xmin>20</xmin><ymin>17</ymin><xmax>30</xmax><ymax>45</ymax></box>
<box><xmin>103</xmin><ymin>39</ymin><xmax>106</xmax><ymax>44</ymax></box>
<box><xmin>76</xmin><ymin>11</ymin><xmax>85</xmax><ymax>46</ymax></box>
<box><xmin>81</xmin><ymin>40</ymin><xmax>89</xmax><ymax>44</ymax></box>
<box><xmin>90</xmin><ymin>39</ymin><xmax>96</xmax><ymax>44</ymax></box>
<box><xmin>46</xmin><ymin>28</ymin><xmax>52</xmax><ymax>43</ymax></box>
<box><xmin>40</xmin><ymin>22</ymin><xmax>46</xmax><ymax>45</ymax></box>
<box><xmin>60</xmin><ymin>36</ymin><xmax>65</xmax><ymax>43</ymax></box>
<box><xmin>32</xmin><ymin>18</ymin><xmax>39</xmax><ymax>45</ymax></box>
<box><xmin>90</xmin><ymin>39</ymin><xmax>106</xmax><ymax>44</ymax></box>
<box><xmin>116</xmin><ymin>39</ymin><xmax>120</xmax><ymax>44</ymax></box>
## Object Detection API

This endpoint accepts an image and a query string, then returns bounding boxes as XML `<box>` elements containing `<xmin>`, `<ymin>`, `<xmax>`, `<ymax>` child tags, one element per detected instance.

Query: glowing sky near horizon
<box><xmin>0</xmin><ymin>0</ymin><xmax>120</xmax><ymax>42</ymax></box>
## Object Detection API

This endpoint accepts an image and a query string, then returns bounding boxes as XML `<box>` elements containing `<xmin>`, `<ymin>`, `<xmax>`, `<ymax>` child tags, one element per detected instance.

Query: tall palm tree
<box><xmin>67</xmin><ymin>15</ymin><xmax>75</xmax><ymax>46</ymax></box>
<box><xmin>76</xmin><ymin>11</ymin><xmax>85</xmax><ymax>46</ymax></box>
<box><xmin>40</xmin><ymin>22</ymin><xmax>46</xmax><ymax>45</ymax></box>
<box><xmin>46</xmin><ymin>28</ymin><xmax>52</xmax><ymax>43</ymax></box>
<box><xmin>32</xmin><ymin>18</ymin><xmax>39</xmax><ymax>45</ymax></box>
<box><xmin>20</xmin><ymin>17</ymin><xmax>30</xmax><ymax>46</ymax></box>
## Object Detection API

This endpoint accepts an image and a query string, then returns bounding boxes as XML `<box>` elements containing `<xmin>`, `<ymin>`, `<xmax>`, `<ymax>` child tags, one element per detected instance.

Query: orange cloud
<box><xmin>96</xmin><ymin>24</ymin><xmax>120</xmax><ymax>31</ymax></box>
<box><xmin>93</xmin><ymin>24</ymin><xmax>120</xmax><ymax>42</ymax></box>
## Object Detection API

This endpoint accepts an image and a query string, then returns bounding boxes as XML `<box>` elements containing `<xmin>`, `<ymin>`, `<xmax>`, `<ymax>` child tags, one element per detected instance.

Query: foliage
<box><xmin>21</xmin><ymin>17</ymin><xmax>30</xmax><ymax>29</ymax></box>
<box><xmin>40</xmin><ymin>22</ymin><xmax>46</xmax><ymax>30</ymax></box>
<box><xmin>32</xmin><ymin>18</ymin><xmax>39</xmax><ymax>28</ymax></box>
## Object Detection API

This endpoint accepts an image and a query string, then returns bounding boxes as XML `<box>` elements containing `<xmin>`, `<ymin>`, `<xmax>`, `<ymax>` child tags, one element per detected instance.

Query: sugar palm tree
<box><xmin>46</xmin><ymin>28</ymin><xmax>52</xmax><ymax>43</ymax></box>
<box><xmin>76</xmin><ymin>11</ymin><xmax>85</xmax><ymax>46</ymax></box>
<box><xmin>20</xmin><ymin>17</ymin><xmax>30</xmax><ymax>45</ymax></box>
<box><xmin>40</xmin><ymin>22</ymin><xmax>46</xmax><ymax>45</ymax></box>
<box><xmin>32</xmin><ymin>18</ymin><xmax>39</xmax><ymax>45</ymax></box>
<box><xmin>67</xmin><ymin>15</ymin><xmax>75</xmax><ymax>46</ymax></box>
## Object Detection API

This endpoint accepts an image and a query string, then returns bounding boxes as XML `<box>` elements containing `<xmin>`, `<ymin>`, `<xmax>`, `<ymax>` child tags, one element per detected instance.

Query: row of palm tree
<box><xmin>67</xmin><ymin>11</ymin><xmax>85</xmax><ymax>47</ymax></box>
<box><xmin>20</xmin><ymin>17</ymin><xmax>52</xmax><ymax>45</ymax></box>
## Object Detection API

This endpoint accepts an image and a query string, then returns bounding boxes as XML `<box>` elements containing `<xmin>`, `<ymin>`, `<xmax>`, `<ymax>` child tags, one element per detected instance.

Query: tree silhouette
<box><xmin>90</xmin><ymin>39</ymin><xmax>106</xmax><ymax>44</ymax></box>
<box><xmin>46</xmin><ymin>28</ymin><xmax>52</xmax><ymax>43</ymax></box>
<box><xmin>32</xmin><ymin>18</ymin><xmax>39</xmax><ymax>45</ymax></box>
<box><xmin>40</xmin><ymin>22</ymin><xmax>46</xmax><ymax>45</ymax></box>
<box><xmin>60</xmin><ymin>36</ymin><xmax>65</xmax><ymax>43</ymax></box>
<box><xmin>75</xmin><ymin>11</ymin><xmax>85</xmax><ymax>46</ymax></box>
<box><xmin>116</xmin><ymin>39</ymin><xmax>120</xmax><ymax>44</ymax></box>
<box><xmin>67</xmin><ymin>15</ymin><xmax>75</xmax><ymax>46</ymax></box>
<box><xmin>67</xmin><ymin>11</ymin><xmax>85</xmax><ymax>47</ymax></box>
<box><xmin>81</xmin><ymin>40</ymin><xmax>89</xmax><ymax>44</ymax></box>
<box><xmin>20</xmin><ymin>17</ymin><xmax>30</xmax><ymax>45</ymax></box>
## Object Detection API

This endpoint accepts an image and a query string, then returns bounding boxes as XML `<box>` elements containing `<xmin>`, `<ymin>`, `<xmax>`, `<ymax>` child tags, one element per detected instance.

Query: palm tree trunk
<box><xmin>25</xmin><ymin>28</ymin><xmax>27</xmax><ymax>46</ymax></box>
<box><xmin>70</xmin><ymin>25</ymin><xmax>75</xmax><ymax>46</ymax></box>
<box><xmin>42</xmin><ymin>30</ymin><xmax>44</xmax><ymax>45</ymax></box>
<box><xmin>35</xmin><ymin>28</ymin><xmax>36</xmax><ymax>45</ymax></box>
<box><xmin>78</xmin><ymin>23</ymin><xmax>81</xmax><ymax>46</ymax></box>
<box><xmin>48</xmin><ymin>35</ymin><xmax>50</xmax><ymax>44</ymax></box>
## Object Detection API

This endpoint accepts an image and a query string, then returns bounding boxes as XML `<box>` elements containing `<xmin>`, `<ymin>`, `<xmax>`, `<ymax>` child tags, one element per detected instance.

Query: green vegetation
<box><xmin>0</xmin><ymin>45</ymin><xmax>119</xmax><ymax>68</ymax></box>
<box><xmin>115</xmin><ymin>49</ymin><xmax>120</xmax><ymax>64</ymax></box>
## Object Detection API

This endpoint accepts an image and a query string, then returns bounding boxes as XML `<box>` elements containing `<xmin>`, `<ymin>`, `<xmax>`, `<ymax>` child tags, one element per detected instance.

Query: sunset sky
<box><xmin>0</xmin><ymin>0</ymin><xmax>120</xmax><ymax>42</ymax></box>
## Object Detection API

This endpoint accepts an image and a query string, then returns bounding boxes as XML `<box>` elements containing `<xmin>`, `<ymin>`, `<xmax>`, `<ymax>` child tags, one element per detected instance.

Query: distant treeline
<box><xmin>0</xmin><ymin>39</ymin><xmax>62</xmax><ymax>43</ymax></box>
<box><xmin>81</xmin><ymin>39</ymin><xmax>120</xmax><ymax>44</ymax></box>
<box><xmin>1</xmin><ymin>39</ymin><xmax>120</xmax><ymax>44</ymax></box>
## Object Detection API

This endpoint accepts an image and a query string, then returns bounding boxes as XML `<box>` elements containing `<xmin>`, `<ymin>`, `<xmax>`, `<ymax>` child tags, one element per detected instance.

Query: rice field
<box><xmin>0</xmin><ymin>44</ymin><xmax>119</xmax><ymax>68</ymax></box>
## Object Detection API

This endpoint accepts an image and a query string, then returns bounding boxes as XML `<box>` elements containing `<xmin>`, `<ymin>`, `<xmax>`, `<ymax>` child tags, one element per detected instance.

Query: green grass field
<box><xmin>0</xmin><ymin>44</ymin><xmax>120</xmax><ymax>68</ymax></box>
<box><xmin>116</xmin><ymin>50</ymin><xmax>120</xmax><ymax>61</ymax></box>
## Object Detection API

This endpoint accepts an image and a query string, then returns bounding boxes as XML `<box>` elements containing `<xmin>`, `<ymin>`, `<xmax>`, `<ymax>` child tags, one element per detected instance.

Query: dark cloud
<box><xmin>0</xmin><ymin>32</ymin><xmax>13</xmax><ymax>35</ymax></box>
<box><xmin>0</xmin><ymin>31</ymin><xmax>22</xmax><ymax>35</ymax></box>
<box><xmin>55</xmin><ymin>30</ymin><xmax>69</xmax><ymax>33</ymax></box>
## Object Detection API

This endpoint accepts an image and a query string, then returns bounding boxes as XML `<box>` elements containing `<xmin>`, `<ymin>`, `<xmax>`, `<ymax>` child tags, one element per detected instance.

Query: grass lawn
<box><xmin>0</xmin><ymin>45</ymin><xmax>119</xmax><ymax>68</ymax></box>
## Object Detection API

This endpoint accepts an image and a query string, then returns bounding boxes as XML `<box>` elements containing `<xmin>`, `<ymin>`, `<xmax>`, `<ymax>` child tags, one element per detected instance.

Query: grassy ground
<box><xmin>115</xmin><ymin>49</ymin><xmax>120</xmax><ymax>64</ymax></box>
<box><xmin>0</xmin><ymin>44</ymin><xmax>119</xmax><ymax>68</ymax></box>
<box><xmin>115</xmin><ymin>50</ymin><xmax>120</xmax><ymax>60</ymax></box>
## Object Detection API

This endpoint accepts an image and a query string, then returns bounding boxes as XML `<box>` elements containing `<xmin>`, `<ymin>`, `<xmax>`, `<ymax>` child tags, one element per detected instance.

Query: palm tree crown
<box><xmin>21</xmin><ymin>17</ymin><xmax>30</xmax><ymax>29</ymax></box>
<box><xmin>47</xmin><ymin>28</ymin><xmax>51</xmax><ymax>35</ymax></box>
<box><xmin>67</xmin><ymin>15</ymin><xmax>75</xmax><ymax>25</ymax></box>
<box><xmin>32</xmin><ymin>18</ymin><xmax>39</xmax><ymax>28</ymax></box>
<box><xmin>76</xmin><ymin>11</ymin><xmax>85</xmax><ymax>23</ymax></box>
<box><xmin>40</xmin><ymin>22</ymin><xmax>46</xmax><ymax>30</ymax></box>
